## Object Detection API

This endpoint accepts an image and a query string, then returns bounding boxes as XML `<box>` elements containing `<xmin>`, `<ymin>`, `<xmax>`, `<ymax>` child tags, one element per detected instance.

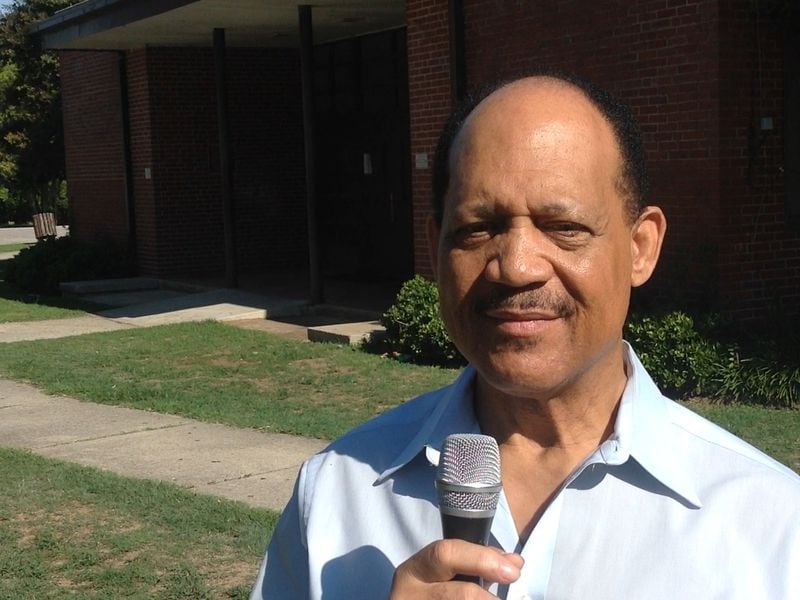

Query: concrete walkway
<box><xmin>0</xmin><ymin>379</ymin><xmax>326</xmax><ymax>510</ymax></box>
<box><xmin>0</xmin><ymin>219</ymin><xmax>392</xmax><ymax>522</ymax></box>
<box><xmin>0</xmin><ymin>225</ymin><xmax>68</xmax><ymax>244</ymax></box>
<box><xmin>0</xmin><ymin>231</ymin><xmax>391</xmax><ymax>507</ymax></box>
<box><xmin>0</xmin><ymin>274</ymin><xmax>382</xmax><ymax>511</ymax></box>
<box><xmin>0</xmin><ymin>314</ymin><xmax>134</xmax><ymax>342</ymax></box>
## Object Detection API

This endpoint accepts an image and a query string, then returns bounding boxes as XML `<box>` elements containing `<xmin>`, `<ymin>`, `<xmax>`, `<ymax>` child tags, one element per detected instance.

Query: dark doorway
<box><xmin>313</xmin><ymin>29</ymin><xmax>412</xmax><ymax>283</ymax></box>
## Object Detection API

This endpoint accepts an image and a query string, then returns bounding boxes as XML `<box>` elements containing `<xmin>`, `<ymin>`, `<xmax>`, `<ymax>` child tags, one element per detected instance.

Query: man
<box><xmin>251</xmin><ymin>74</ymin><xmax>800</xmax><ymax>599</ymax></box>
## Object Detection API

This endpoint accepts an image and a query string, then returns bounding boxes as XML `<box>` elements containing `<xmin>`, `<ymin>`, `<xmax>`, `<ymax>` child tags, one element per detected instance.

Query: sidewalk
<box><xmin>0</xmin><ymin>278</ymin><xmax>371</xmax><ymax>511</ymax></box>
<box><xmin>0</xmin><ymin>378</ymin><xmax>326</xmax><ymax>511</ymax></box>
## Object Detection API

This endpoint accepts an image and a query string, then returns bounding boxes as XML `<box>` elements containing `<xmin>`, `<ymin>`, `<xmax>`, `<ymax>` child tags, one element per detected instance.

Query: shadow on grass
<box><xmin>0</xmin><ymin>258</ymin><xmax>109</xmax><ymax>314</ymax></box>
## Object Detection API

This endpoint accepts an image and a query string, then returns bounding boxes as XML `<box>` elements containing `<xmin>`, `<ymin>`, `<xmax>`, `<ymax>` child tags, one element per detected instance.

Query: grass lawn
<box><xmin>0</xmin><ymin>242</ymin><xmax>31</xmax><ymax>253</ymax></box>
<box><xmin>0</xmin><ymin>447</ymin><xmax>278</xmax><ymax>599</ymax></box>
<box><xmin>686</xmin><ymin>399</ymin><xmax>800</xmax><ymax>473</ymax></box>
<box><xmin>0</xmin><ymin>320</ymin><xmax>796</xmax><ymax>470</ymax></box>
<box><xmin>0</xmin><ymin>258</ymin><xmax>92</xmax><ymax>323</ymax></box>
<box><xmin>0</xmin><ymin>321</ymin><xmax>457</xmax><ymax>440</ymax></box>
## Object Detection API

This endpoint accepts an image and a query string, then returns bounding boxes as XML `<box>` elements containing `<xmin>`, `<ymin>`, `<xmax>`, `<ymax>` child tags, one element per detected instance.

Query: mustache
<box><xmin>475</xmin><ymin>287</ymin><xmax>576</xmax><ymax>318</ymax></box>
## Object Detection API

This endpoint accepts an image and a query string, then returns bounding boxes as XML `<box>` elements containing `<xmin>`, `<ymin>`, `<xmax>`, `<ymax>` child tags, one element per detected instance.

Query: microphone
<box><xmin>436</xmin><ymin>433</ymin><xmax>502</xmax><ymax>584</ymax></box>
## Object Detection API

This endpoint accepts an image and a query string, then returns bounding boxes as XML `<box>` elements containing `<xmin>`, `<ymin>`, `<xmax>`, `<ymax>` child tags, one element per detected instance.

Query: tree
<box><xmin>0</xmin><ymin>0</ymin><xmax>76</xmax><ymax>223</ymax></box>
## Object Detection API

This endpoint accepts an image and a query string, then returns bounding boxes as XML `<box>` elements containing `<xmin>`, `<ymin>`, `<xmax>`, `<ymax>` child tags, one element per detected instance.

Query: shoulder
<box><xmin>290</xmin><ymin>374</ymin><xmax>461</xmax><ymax>541</ymax></box>
<box><xmin>666</xmin><ymin>398</ymin><xmax>800</xmax><ymax>494</ymax></box>
<box><xmin>625</xmin><ymin>343</ymin><xmax>799</xmax><ymax>491</ymax></box>
<box><xmin>302</xmin><ymin>372</ymin><xmax>460</xmax><ymax>484</ymax></box>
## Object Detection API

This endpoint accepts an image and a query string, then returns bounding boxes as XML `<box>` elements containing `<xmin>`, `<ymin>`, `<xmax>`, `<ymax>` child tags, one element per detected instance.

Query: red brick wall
<box><xmin>717</xmin><ymin>3</ymin><xmax>799</xmax><ymax>320</ymax></box>
<box><xmin>406</xmin><ymin>0</ymin><xmax>453</xmax><ymax>277</ymax></box>
<box><xmin>137</xmin><ymin>47</ymin><xmax>223</xmax><ymax>278</ymax></box>
<box><xmin>461</xmin><ymin>0</ymin><xmax>723</xmax><ymax>309</ymax></box>
<box><xmin>126</xmin><ymin>48</ymin><xmax>157</xmax><ymax>275</ymax></box>
<box><xmin>127</xmin><ymin>47</ymin><xmax>307</xmax><ymax>279</ymax></box>
<box><xmin>406</xmin><ymin>0</ymin><xmax>797</xmax><ymax>319</ymax></box>
<box><xmin>136</xmin><ymin>47</ymin><xmax>307</xmax><ymax>279</ymax></box>
<box><xmin>59</xmin><ymin>50</ymin><xmax>129</xmax><ymax>246</ymax></box>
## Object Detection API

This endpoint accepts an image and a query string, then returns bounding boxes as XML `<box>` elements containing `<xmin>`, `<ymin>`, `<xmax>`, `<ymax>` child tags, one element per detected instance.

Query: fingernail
<box><xmin>498</xmin><ymin>562</ymin><xmax>520</xmax><ymax>581</ymax></box>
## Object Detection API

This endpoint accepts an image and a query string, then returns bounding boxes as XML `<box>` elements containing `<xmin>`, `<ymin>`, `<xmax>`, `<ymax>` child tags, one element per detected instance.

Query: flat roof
<box><xmin>33</xmin><ymin>0</ymin><xmax>406</xmax><ymax>49</ymax></box>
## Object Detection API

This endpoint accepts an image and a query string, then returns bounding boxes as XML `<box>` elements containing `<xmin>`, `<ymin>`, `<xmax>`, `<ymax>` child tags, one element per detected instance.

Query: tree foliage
<box><xmin>0</xmin><ymin>0</ymin><xmax>76</xmax><ymax>220</ymax></box>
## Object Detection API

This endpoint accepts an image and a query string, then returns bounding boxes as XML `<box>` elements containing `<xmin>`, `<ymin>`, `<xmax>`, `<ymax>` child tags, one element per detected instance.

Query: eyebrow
<box><xmin>453</xmin><ymin>198</ymin><xmax>583</xmax><ymax>220</ymax></box>
<box><xmin>533</xmin><ymin>201</ymin><xmax>581</xmax><ymax>217</ymax></box>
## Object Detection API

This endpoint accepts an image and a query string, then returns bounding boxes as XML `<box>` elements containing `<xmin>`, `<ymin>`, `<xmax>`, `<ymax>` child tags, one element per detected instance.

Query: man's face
<box><xmin>432</xmin><ymin>79</ymin><xmax>656</xmax><ymax>401</ymax></box>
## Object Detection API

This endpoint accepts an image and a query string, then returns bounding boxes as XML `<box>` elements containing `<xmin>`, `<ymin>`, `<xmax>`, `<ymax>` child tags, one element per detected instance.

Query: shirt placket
<box><xmin>501</xmin><ymin>438</ymin><xmax>625</xmax><ymax>600</ymax></box>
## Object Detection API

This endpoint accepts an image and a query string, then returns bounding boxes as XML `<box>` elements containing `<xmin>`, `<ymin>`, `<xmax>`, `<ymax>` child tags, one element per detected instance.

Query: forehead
<box><xmin>447</xmin><ymin>79</ymin><xmax>622</xmax><ymax>209</ymax></box>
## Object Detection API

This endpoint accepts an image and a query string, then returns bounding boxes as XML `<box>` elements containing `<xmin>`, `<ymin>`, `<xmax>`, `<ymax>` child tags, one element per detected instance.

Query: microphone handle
<box><xmin>441</xmin><ymin>513</ymin><xmax>494</xmax><ymax>584</ymax></box>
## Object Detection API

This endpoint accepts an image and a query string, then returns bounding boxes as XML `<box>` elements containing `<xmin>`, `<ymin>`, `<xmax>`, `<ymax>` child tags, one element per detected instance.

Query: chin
<box><xmin>469</xmin><ymin>345</ymin><xmax>571</xmax><ymax>399</ymax></box>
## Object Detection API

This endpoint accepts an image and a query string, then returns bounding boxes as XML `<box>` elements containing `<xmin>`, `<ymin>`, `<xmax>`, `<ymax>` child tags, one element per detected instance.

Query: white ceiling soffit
<box><xmin>36</xmin><ymin>0</ymin><xmax>406</xmax><ymax>50</ymax></box>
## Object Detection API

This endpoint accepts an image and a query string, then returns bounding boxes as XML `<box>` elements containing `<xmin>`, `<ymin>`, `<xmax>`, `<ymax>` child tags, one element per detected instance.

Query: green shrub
<box><xmin>712</xmin><ymin>347</ymin><xmax>800</xmax><ymax>408</ymax></box>
<box><xmin>626</xmin><ymin>311</ymin><xmax>799</xmax><ymax>407</ymax></box>
<box><xmin>380</xmin><ymin>276</ymin><xmax>798</xmax><ymax>407</ymax></box>
<box><xmin>380</xmin><ymin>275</ymin><xmax>464</xmax><ymax>367</ymax></box>
<box><xmin>625</xmin><ymin>311</ymin><xmax>722</xmax><ymax>397</ymax></box>
<box><xmin>4</xmin><ymin>236</ymin><xmax>135</xmax><ymax>295</ymax></box>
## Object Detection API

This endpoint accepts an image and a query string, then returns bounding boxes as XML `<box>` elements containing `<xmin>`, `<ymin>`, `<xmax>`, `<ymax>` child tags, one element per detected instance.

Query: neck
<box><xmin>474</xmin><ymin>350</ymin><xmax>628</xmax><ymax>452</ymax></box>
<box><xmin>473</xmin><ymin>349</ymin><xmax>629</xmax><ymax>540</ymax></box>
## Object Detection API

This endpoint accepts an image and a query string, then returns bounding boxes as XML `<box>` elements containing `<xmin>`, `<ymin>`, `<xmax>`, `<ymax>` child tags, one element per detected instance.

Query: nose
<box><xmin>483</xmin><ymin>222</ymin><xmax>554</xmax><ymax>287</ymax></box>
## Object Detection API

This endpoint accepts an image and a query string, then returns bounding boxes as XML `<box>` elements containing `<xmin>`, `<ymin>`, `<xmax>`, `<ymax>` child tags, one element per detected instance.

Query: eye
<box><xmin>541</xmin><ymin>221</ymin><xmax>592</xmax><ymax>244</ymax></box>
<box><xmin>547</xmin><ymin>222</ymin><xmax>582</xmax><ymax>234</ymax></box>
<box><xmin>448</xmin><ymin>221</ymin><xmax>500</xmax><ymax>247</ymax></box>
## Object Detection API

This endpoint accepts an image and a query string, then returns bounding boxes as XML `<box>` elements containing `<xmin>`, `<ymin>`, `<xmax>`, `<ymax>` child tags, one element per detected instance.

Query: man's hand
<box><xmin>389</xmin><ymin>540</ymin><xmax>523</xmax><ymax>598</ymax></box>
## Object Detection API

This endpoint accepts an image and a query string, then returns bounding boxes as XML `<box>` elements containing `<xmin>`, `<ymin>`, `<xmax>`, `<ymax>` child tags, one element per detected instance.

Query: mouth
<box><xmin>484</xmin><ymin>308</ymin><xmax>561</xmax><ymax>321</ymax></box>
<box><xmin>473</xmin><ymin>287</ymin><xmax>574</xmax><ymax>336</ymax></box>
<box><xmin>482</xmin><ymin>307</ymin><xmax>563</xmax><ymax>335</ymax></box>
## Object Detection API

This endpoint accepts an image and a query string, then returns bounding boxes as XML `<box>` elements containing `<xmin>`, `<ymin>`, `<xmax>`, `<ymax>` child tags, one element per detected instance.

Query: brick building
<box><xmin>35</xmin><ymin>0</ymin><xmax>799</xmax><ymax>320</ymax></box>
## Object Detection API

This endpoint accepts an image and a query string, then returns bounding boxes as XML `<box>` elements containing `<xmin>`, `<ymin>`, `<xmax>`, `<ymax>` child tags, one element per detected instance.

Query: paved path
<box><xmin>0</xmin><ymin>314</ymin><xmax>134</xmax><ymax>342</ymax></box>
<box><xmin>0</xmin><ymin>282</ymin><xmax>337</xmax><ymax>510</ymax></box>
<box><xmin>0</xmin><ymin>288</ymin><xmax>310</xmax><ymax>343</ymax></box>
<box><xmin>0</xmin><ymin>225</ymin><xmax>68</xmax><ymax>245</ymax></box>
<box><xmin>0</xmin><ymin>275</ymin><xmax>381</xmax><ymax>510</ymax></box>
<box><xmin>0</xmin><ymin>378</ymin><xmax>326</xmax><ymax>510</ymax></box>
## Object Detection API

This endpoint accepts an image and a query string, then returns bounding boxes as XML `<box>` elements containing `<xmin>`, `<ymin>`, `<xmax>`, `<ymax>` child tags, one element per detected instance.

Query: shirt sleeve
<box><xmin>250</xmin><ymin>461</ymin><xmax>311</xmax><ymax>599</ymax></box>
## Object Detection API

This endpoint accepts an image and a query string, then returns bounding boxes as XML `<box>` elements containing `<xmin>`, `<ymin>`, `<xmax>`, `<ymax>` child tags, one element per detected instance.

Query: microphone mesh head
<box><xmin>437</xmin><ymin>434</ymin><xmax>501</xmax><ymax>512</ymax></box>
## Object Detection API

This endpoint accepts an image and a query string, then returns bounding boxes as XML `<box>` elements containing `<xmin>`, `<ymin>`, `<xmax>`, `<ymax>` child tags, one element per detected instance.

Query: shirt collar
<box><xmin>374</xmin><ymin>365</ymin><xmax>479</xmax><ymax>485</ymax></box>
<box><xmin>374</xmin><ymin>346</ymin><xmax>703</xmax><ymax>509</ymax></box>
<box><xmin>618</xmin><ymin>342</ymin><xmax>702</xmax><ymax>508</ymax></box>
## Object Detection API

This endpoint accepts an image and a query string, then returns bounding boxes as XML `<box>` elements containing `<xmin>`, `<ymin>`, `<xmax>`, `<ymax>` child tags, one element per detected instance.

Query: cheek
<box><xmin>436</xmin><ymin>256</ymin><xmax>484</xmax><ymax>328</ymax></box>
<box><xmin>438</xmin><ymin>250</ymin><xmax>485</xmax><ymax>291</ymax></box>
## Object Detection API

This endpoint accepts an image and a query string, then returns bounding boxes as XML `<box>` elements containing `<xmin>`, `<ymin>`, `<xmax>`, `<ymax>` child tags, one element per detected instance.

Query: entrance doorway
<box><xmin>313</xmin><ymin>28</ymin><xmax>412</xmax><ymax>284</ymax></box>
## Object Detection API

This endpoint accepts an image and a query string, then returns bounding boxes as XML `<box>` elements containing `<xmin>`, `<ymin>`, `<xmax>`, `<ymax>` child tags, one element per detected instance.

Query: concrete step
<box><xmin>98</xmin><ymin>289</ymin><xmax>308</xmax><ymax>326</ymax></box>
<box><xmin>60</xmin><ymin>277</ymin><xmax>162</xmax><ymax>295</ymax></box>
<box><xmin>61</xmin><ymin>277</ymin><xmax>209</xmax><ymax>296</ymax></box>
<box><xmin>307</xmin><ymin>321</ymin><xmax>385</xmax><ymax>345</ymax></box>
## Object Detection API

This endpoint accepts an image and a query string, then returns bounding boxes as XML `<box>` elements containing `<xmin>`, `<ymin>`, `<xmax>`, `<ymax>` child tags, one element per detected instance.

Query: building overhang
<box><xmin>32</xmin><ymin>0</ymin><xmax>405</xmax><ymax>50</ymax></box>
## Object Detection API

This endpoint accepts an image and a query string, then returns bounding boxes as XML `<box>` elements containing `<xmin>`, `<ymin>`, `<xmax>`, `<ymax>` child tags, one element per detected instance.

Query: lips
<box><xmin>481</xmin><ymin>307</ymin><xmax>563</xmax><ymax>337</ymax></box>
<box><xmin>484</xmin><ymin>307</ymin><xmax>560</xmax><ymax>321</ymax></box>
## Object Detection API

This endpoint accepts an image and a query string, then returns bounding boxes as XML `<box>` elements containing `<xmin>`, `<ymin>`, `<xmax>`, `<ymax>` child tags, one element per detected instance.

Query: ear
<box><xmin>630</xmin><ymin>206</ymin><xmax>666</xmax><ymax>288</ymax></box>
<box><xmin>426</xmin><ymin>214</ymin><xmax>441</xmax><ymax>279</ymax></box>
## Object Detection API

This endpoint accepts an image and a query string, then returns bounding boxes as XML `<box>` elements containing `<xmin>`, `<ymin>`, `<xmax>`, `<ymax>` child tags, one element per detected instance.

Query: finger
<box><xmin>407</xmin><ymin>540</ymin><xmax>522</xmax><ymax>585</ymax></box>
<box><xmin>492</xmin><ymin>548</ymin><xmax>525</xmax><ymax>571</ymax></box>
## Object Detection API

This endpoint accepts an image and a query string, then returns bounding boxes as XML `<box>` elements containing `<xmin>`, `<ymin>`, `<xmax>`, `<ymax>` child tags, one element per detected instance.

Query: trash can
<box><xmin>32</xmin><ymin>212</ymin><xmax>57</xmax><ymax>239</ymax></box>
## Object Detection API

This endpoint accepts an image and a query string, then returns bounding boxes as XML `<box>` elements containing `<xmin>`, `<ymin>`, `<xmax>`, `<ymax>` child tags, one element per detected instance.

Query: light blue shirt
<box><xmin>251</xmin><ymin>344</ymin><xmax>800</xmax><ymax>599</ymax></box>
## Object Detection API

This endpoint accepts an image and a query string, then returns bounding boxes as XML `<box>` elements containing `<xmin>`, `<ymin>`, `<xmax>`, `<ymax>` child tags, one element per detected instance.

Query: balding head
<box><xmin>433</xmin><ymin>73</ymin><xmax>648</xmax><ymax>226</ymax></box>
